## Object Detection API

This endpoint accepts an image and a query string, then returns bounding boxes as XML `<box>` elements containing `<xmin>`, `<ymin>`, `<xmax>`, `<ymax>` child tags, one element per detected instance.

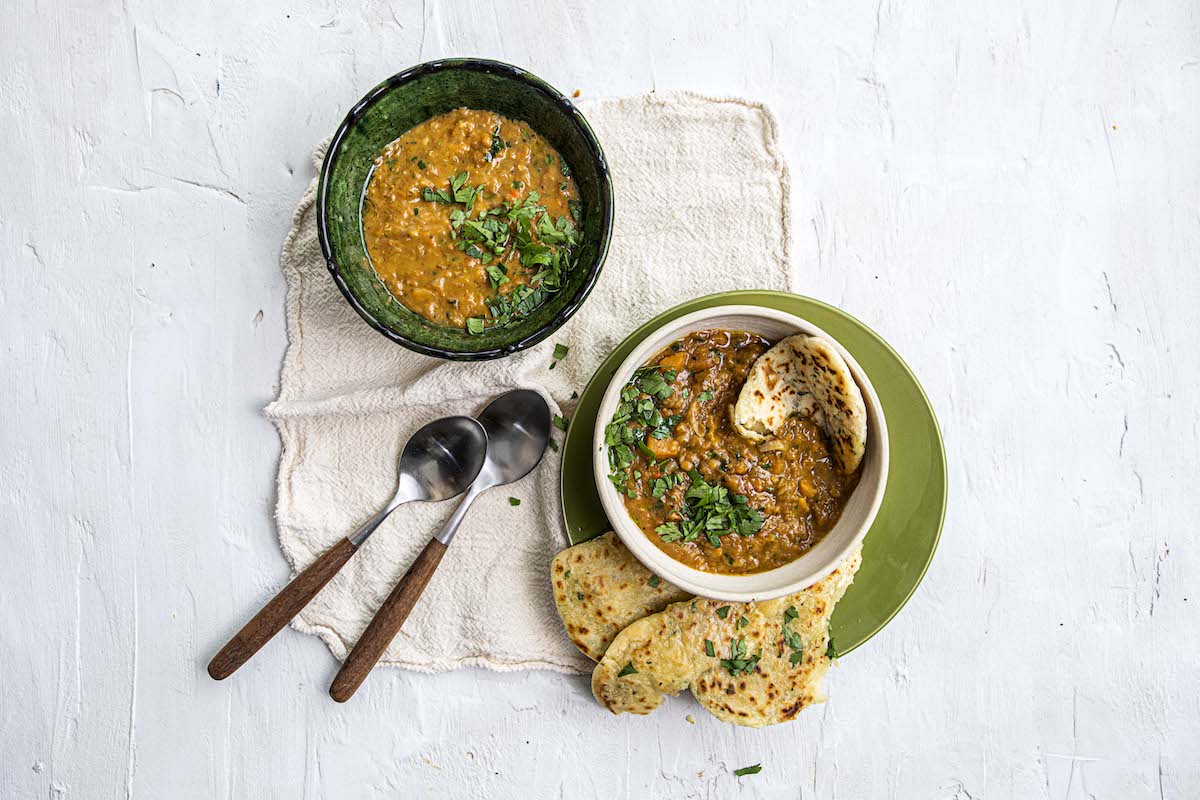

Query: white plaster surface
<box><xmin>2</xmin><ymin>0</ymin><xmax>1198</xmax><ymax>797</ymax></box>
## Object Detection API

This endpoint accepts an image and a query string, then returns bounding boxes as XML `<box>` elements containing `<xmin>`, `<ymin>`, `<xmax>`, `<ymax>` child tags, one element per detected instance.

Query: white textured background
<box><xmin>2</xmin><ymin>0</ymin><xmax>1198</xmax><ymax>797</ymax></box>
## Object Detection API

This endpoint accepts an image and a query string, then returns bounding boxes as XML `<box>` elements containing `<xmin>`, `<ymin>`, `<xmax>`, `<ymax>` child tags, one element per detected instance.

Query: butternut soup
<box><xmin>361</xmin><ymin>108</ymin><xmax>581</xmax><ymax>332</ymax></box>
<box><xmin>604</xmin><ymin>330</ymin><xmax>862</xmax><ymax>575</ymax></box>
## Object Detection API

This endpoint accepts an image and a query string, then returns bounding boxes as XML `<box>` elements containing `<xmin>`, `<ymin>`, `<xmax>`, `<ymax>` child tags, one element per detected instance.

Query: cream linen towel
<box><xmin>267</xmin><ymin>93</ymin><xmax>791</xmax><ymax>673</ymax></box>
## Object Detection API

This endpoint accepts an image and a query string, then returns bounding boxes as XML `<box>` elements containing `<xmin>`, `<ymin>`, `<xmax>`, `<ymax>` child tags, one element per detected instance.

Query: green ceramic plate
<box><xmin>559</xmin><ymin>290</ymin><xmax>947</xmax><ymax>656</ymax></box>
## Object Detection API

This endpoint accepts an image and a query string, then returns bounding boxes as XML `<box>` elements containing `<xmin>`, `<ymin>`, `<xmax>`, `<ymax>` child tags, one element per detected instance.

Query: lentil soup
<box><xmin>361</xmin><ymin>107</ymin><xmax>581</xmax><ymax>331</ymax></box>
<box><xmin>604</xmin><ymin>330</ymin><xmax>862</xmax><ymax>575</ymax></box>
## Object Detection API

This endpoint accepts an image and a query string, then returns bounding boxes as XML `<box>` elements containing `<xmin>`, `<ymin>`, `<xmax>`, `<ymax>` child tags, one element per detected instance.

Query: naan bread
<box><xmin>591</xmin><ymin>549</ymin><xmax>861</xmax><ymax>727</ymax></box>
<box><xmin>551</xmin><ymin>532</ymin><xmax>691</xmax><ymax>661</ymax></box>
<box><xmin>732</xmin><ymin>334</ymin><xmax>868</xmax><ymax>472</ymax></box>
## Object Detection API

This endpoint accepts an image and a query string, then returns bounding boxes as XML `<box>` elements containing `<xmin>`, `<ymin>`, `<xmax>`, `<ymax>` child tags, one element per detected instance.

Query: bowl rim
<box><xmin>315</xmin><ymin>58</ymin><xmax>615</xmax><ymax>361</ymax></box>
<box><xmin>591</xmin><ymin>304</ymin><xmax>891</xmax><ymax>602</ymax></box>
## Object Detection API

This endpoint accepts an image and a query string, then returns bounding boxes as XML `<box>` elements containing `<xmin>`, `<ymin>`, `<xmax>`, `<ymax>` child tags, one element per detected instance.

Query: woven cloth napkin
<box><xmin>267</xmin><ymin>92</ymin><xmax>792</xmax><ymax>674</ymax></box>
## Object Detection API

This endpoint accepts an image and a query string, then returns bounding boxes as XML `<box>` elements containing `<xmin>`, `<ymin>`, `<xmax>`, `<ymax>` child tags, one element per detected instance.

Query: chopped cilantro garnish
<box><xmin>553</xmin><ymin>343</ymin><xmax>570</xmax><ymax>361</ymax></box>
<box><xmin>737</xmin><ymin>615</ymin><xmax>749</xmax><ymax>629</ymax></box>
<box><xmin>734</xmin><ymin>764</ymin><xmax>762</xmax><ymax>777</ymax></box>
<box><xmin>826</xmin><ymin>638</ymin><xmax>839</xmax><ymax>660</ymax></box>
<box><xmin>716</xmin><ymin>605</ymin><xmax>731</xmax><ymax>619</ymax></box>
<box><xmin>466</xmin><ymin>317</ymin><xmax>485</xmax><ymax>335</ymax></box>
<box><xmin>547</xmin><ymin>438</ymin><xmax>560</xmax><ymax>452</ymax></box>
<box><xmin>423</xmin><ymin>171</ymin><xmax>481</xmax><ymax>208</ymax></box>
<box><xmin>719</xmin><ymin>637</ymin><xmax>760</xmax><ymax>677</ymax></box>
<box><xmin>553</xmin><ymin>414</ymin><xmax>570</xmax><ymax>432</ymax></box>
<box><xmin>698</xmin><ymin>390</ymin><xmax>714</xmax><ymax>402</ymax></box>
<box><xmin>424</xmin><ymin>168</ymin><xmax>580</xmax><ymax>334</ymax></box>
<box><xmin>508</xmin><ymin>497</ymin><xmax>521</xmax><ymax>506</ymax></box>
<box><xmin>656</xmin><ymin>522</ymin><xmax>683</xmax><ymax>542</ymax></box>
<box><xmin>783</xmin><ymin>626</ymin><xmax>804</xmax><ymax>665</ymax></box>
<box><xmin>704</xmin><ymin>639</ymin><xmax>715</xmax><ymax>657</ymax></box>
<box><xmin>602</xmin><ymin>356</ymin><xmax>765</xmax><ymax>552</ymax></box>
<box><xmin>485</xmin><ymin>264</ymin><xmax>509</xmax><ymax>289</ymax></box>
<box><xmin>618</xmin><ymin>662</ymin><xmax>638</xmax><ymax>678</ymax></box>
<box><xmin>485</xmin><ymin>127</ymin><xmax>507</xmax><ymax>162</ymax></box>
<box><xmin>651</xmin><ymin>472</ymin><xmax>765</xmax><ymax>547</ymax></box>
<box><xmin>648</xmin><ymin>575</ymin><xmax>660</xmax><ymax>588</ymax></box>
<box><xmin>783</xmin><ymin>607</ymin><xmax>806</xmax><ymax>665</ymax></box>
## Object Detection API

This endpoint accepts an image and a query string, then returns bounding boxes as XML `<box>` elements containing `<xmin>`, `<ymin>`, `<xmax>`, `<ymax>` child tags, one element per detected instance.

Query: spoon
<box><xmin>329</xmin><ymin>389</ymin><xmax>552</xmax><ymax>701</ymax></box>
<box><xmin>207</xmin><ymin>416</ymin><xmax>488</xmax><ymax>681</ymax></box>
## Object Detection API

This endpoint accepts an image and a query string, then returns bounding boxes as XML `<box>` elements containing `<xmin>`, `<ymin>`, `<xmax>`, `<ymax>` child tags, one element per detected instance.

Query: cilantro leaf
<box><xmin>485</xmin><ymin>264</ymin><xmax>509</xmax><ymax>288</ymax></box>
<box><xmin>421</xmin><ymin>186</ymin><xmax>453</xmax><ymax>204</ymax></box>
<box><xmin>485</xmin><ymin>127</ymin><xmax>507</xmax><ymax>162</ymax></box>
<box><xmin>719</xmin><ymin>637</ymin><xmax>760</xmax><ymax>677</ymax></box>
<box><xmin>656</xmin><ymin>522</ymin><xmax>683</xmax><ymax>543</ymax></box>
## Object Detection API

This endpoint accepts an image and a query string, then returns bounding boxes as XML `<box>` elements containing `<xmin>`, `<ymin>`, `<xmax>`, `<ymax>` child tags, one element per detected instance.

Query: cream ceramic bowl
<box><xmin>592</xmin><ymin>306</ymin><xmax>889</xmax><ymax>602</ymax></box>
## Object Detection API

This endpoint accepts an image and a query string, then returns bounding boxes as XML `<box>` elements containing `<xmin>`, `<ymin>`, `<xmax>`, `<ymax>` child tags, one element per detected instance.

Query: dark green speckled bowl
<box><xmin>317</xmin><ymin>59</ymin><xmax>614</xmax><ymax>360</ymax></box>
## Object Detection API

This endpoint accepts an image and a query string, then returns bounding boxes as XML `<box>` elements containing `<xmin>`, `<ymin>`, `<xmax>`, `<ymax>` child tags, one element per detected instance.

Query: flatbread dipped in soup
<box><xmin>603</xmin><ymin>329</ymin><xmax>866</xmax><ymax>575</ymax></box>
<box><xmin>733</xmin><ymin>333</ymin><xmax>868</xmax><ymax>473</ymax></box>
<box><xmin>361</xmin><ymin>107</ymin><xmax>582</xmax><ymax>332</ymax></box>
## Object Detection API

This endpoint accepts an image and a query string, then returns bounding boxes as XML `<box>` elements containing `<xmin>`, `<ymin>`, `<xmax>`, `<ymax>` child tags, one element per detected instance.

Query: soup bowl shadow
<box><xmin>592</xmin><ymin>306</ymin><xmax>890</xmax><ymax>602</ymax></box>
<box><xmin>317</xmin><ymin>59</ymin><xmax>614</xmax><ymax>360</ymax></box>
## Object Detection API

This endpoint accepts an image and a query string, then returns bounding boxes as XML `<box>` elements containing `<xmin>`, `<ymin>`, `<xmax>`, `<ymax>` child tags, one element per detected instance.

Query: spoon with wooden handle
<box><xmin>329</xmin><ymin>389</ymin><xmax>551</xmax><ymax>702</ymax></box>
<box><xmin>207</xmin><ymin>416</ymin><xmax>487</xmax><ymax>680</ymax></box>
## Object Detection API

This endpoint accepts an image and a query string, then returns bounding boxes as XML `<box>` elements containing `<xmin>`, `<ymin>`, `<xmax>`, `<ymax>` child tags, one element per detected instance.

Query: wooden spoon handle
<box><xmin>208</xmin><ymin>537</ymin><xmax>357</xmax><ymax>680</ymax></box>
<box><xmin>329</xmin><ymin>538</ymin><xmax>447</xmax><ymax>702</ymax></box>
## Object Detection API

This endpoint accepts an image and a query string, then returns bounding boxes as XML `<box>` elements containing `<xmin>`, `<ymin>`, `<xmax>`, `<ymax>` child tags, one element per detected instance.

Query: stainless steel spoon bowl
<box><xmin>208</xmin><ymin>416</ymin><xmax>487</xmax><ymax>681</ymax></box>
<box><xmin>330</xmin><ymin>389</ymin><xmax>552</xmax><ymax>701</ymax></box>
<box><xmin>432</xmin><ymin>389</ymin><xmax>553</xmax><ymax>546</ymax></box>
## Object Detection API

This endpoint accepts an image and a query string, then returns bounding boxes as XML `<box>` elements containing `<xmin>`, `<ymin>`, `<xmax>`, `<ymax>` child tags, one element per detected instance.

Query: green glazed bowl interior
<box><xmin>317</xmin><ymin>59</ymin><xmax>614</xmax><ymax>360</ymax></box>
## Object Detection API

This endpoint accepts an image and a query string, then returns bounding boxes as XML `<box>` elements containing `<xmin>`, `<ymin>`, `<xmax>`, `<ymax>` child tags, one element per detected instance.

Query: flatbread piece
<box><xmin>732</xmin><ymin>333</ymin><xmax>868</xmax><ymax>472</ymax></box>
<box><xmin>551</xmin><ymin>532</ymin><xmax>691</xmax><ymax>661</ymax></box>
<box><xmin>591</xmin><ymin>549</ymin><xmax>861</xmax><ymax>727</ymax></box>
